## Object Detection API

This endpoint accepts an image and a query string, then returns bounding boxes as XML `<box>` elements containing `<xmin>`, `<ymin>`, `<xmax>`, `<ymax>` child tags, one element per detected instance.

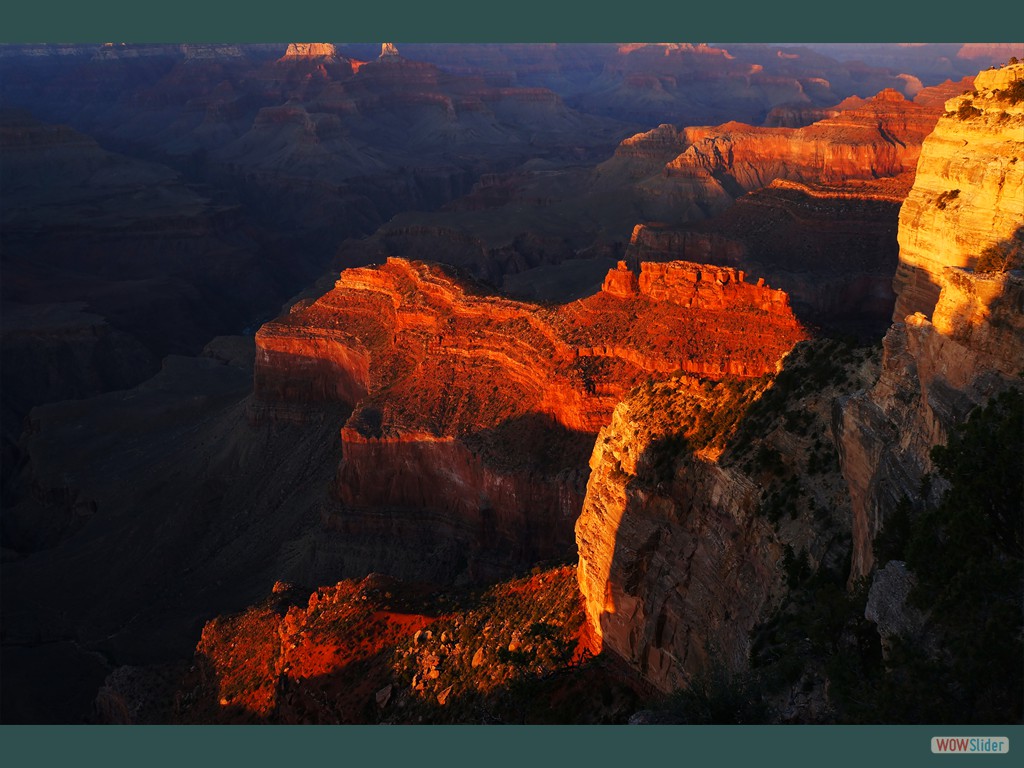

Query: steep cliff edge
<box><xmin>837</xmin><ymin>63</ymin><xmax>1024</xmax><ymax>581</ymax></box>
<box><xmin>892</xmin><ymin>65</ymin><xmax>1024</xmax><ymax>321</ymax></box>
<box><xmin>255</xmin><ymin>257</ymin><xmax>806</xmax><ymax>580</ymax></box>
<box><xmin>575</xmin><ymin>340</ymin><xmax>876</xmax><ymax>694</ymax></box>
<box><xmin>591</xmin><ymin>82</ymin><xmax>976</xmax><ymax>336</ymax></box>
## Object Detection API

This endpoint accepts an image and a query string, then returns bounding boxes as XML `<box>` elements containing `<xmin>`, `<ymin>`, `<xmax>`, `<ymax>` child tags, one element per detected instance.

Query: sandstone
<box><xmin>574</xmin><ymin>336</ymin><xmax>873</xmax><ymax>693</ymax></box>
<box><xmin>575</xmin><ymin>388</ymin><xmax>783</xmax><ymax>692</ymax></box>
<box><xmin>281</xmin><ymin>43</ymin><xmax>338</xmax><ymax>60</ymax></box>
<box><xmin>891</xmin><ymin>63</ymin><xmax>1024</xmax><ymax>321</ymax></box>
<box><xmin>255</xmin><ymin>257</ymin><xmax>805</xmax><ymax>578</ymax></box>
<box><xmin>837</xmin><ymin>62</ymin><xmax>1024</xmax><ymax>581</ymax></box>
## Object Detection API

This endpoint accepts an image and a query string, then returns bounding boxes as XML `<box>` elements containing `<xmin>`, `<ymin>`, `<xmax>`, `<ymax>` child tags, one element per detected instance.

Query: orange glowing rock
<box><xmin>253</xmin><ymin>257</ymin><xmax>807</xmax><ymax>575</ymax></box>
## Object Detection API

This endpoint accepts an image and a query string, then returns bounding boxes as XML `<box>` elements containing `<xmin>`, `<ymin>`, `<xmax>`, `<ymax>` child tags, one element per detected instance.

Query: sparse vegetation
<box><xmin>956</xmin><ymin>99</ymin><xmax>982</xmax><ymax>120</ymax></box>
<box><xmin>975</xmin><ymin>239</ymin><xmax>1024</xmax><ymax>272</ymax></box>
<box><xmin>866</xmin><ymin>388</ymin><xmax>1023</xmax><ymax>722</ymax></box>
<box><xmin>1004</xmin><ymin>78</ymin><xmax>1024</xmax><ymax>104</ymax></box>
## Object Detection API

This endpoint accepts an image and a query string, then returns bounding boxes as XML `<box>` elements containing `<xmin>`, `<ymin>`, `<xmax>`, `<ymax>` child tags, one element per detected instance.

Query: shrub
<box><xmin>956</xmin><ymin>99</ymin><xmax>982</xmax><ymax>119</ymax></box>
<box><xmin>975</xmin><ymin>240</ymin><xmax>1024</xmax><ymax>272</ymax></box>
<box><xmin>1005</xmin><ymin>78</ymin><xmax>1024</xmax><ymax>103</ymax></box>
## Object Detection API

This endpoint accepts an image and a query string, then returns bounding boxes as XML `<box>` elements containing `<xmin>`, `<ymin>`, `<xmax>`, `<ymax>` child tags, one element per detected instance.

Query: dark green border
<box><xmin>1</xmin><ymin>0</ymin><xmax>1023</xmax><ymax>42</ymax></box>
<box><xmin>2</xmin><ymin>0</ymin><xmax>1023</xmax><ymax>766</ymax></box>
<box><xmin>2</xmin><ymin>725</ymin><xmax>1023</xmax><ymax>767</ymax></box>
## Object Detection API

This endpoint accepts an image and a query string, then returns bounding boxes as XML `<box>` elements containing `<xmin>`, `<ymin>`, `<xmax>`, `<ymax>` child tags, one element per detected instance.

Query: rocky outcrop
<box><xmin>628</xmin><ymin>183</ymin><xmax>905</xmax><ymax>336</ymax></box>
<box><xmin>574</xmin><ymin>339</ymin><xmax>874</xmax><ymax>693</ymax></box>
<box><xmin>600</xmin><ymin>84</ymin><xmax>956</xmax><ymax>229</ymax></box>
<box><xmin>665</xmin><ymin>89</ymin><xmax>942</xmax><ymax>210</ymax></box>
<box><xmin>761</xmin><ymin>78</ymin><xmax>973</xmax><ymax>128</ymax></box>
<box><xmin>837</xmin><ymin>63</ymin><xmax>1024</xmax><ymax>581</ymax></box>
<box><xmin>610</xmin><ymin>79</ymin><xmax>986</xmax><ymax>335</ymax></box>
<box><xmin>255</xmin><ymin>257</ymin><xmax>806</xmax><ymax>578</ymax></box>
<box><xmin>160</xmin><ymin>566</ymin><xmax>636</xmax><ymax>724</ymax></box>
<box><xmin>891</xmin><ymin>64</ymin><xmax>1024</xmax><ymax>321</ymax></box>
<box><xmin>575</xmin><ymin>387</ymin><xmax>781</xmax><ymax>692</ymax></box>
<box><xmin>281</xmin><ymin>43</ymin><xmax>339</xmax><ymax>60</ymax></box>
<box><xmin>838</xmin><ymin>267</ymin><xmax>1024</xmax><ymax>580</ymax></box>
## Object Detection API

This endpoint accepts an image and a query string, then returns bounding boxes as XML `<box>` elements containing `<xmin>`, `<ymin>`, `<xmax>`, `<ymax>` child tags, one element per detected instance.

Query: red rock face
<box><xmin>165</xmin><ymin>566</ymin><xmax>637</xmax><ymax>724</ymax></box>
<box><xmin>255</xmin><ymin>257</ymin><xmax>807</xmax><ymax>574</ymax></box>
<box><xmin>670</xmin><ymin>89</ymin><xmax>939</xmax><ymax>189</ymax></box>
<box><xmin>612</xmin><ymin>83</ymin><xmax>971</xmax><ymax>227</ymax></box>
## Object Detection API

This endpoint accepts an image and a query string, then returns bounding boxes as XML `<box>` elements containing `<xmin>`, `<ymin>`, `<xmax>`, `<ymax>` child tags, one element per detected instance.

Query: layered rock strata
<box><xmin>891</xmin><ymin>64</ymin><xmax>1024</xmax><ymax>321</ymax></box>
<box><xmin>574</xmin><ymin>384</ymin><xmax>780</xmax><ymax>692</ymax></box>
<box><xmin>837</xmin><ymin>63</ymin><xmax>1024</xmax><ymax>581</ymax></box>
<box><xmin>574</xmin><ymin>340</ymin><xmax>874</xmax><ymax>693</ymax></box>
<box><xmin>255</xmin><ymin>257</ymin><xmax>806</xmax><ymax>577</ymax></box>
<box><xmin>610</xmin><ymin>80</ymin><xmax>972</xmax><ymax>225</ymax></box>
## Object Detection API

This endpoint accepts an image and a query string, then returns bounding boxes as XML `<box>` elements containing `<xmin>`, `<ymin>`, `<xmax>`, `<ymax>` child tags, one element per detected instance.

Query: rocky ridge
<box><xmin>101</xmin><ymin>566</ymin><xmax>641</xmax><ymax>724</ymax></box>
<box><xmin>618</xmin><ymin>82</ymin><xmax>971</xmax><ymax>224</ymax></box>
<box><xmin>574</xmin><ymin>339</ymin><xmax>876</xmax><ymax>693</ymax></box>
<box><xmin>254</xmin><ymin>257</ymin><xmax>806</xmax><ymax>579</ymax></box>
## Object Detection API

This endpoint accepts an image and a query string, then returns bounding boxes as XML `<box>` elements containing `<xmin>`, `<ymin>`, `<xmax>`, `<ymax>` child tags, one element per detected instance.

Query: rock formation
<box><xmin>637</xmin><ymin>183</ymin><xmax>907</xmax><ymax>336</ymax></box>
<box><xmin>575</xmin><ymin>339</ymin><xmax>875</xmax><ymax>692</ymax></box>
<box><xmin>281</xmin><ymin>43</ymin><xmax>339</xmax><ymax>60</ymax></box>
<box><xmin>574</xmin><ymin>380</ymin><xmax>780</xmax><ymax>692</ymax></box>
<box><xmin>654</xmin><ymin>87</ymin><xmax>952</xmax><ymax>218</ymax></box>
<box><xmin>153</xmin><ymin>566</ymin><xmax>638</xmax><ymax>724</ymax></box>
<box><xmin>891</xmin><ymin>65</ymin><xmax>1024</xmax><ymax>321</ymax></box>
<box><xmin>836</xmin><ymin>62</ymin><xmax>1024</xmax><ymax>581</ymax></box>
<box><xmin>255</xmin><ymin>257</ymin><xmax>806</xmax><ymax>579</ymax></box>
<box><xmin>603</xmin><ymin>79</ymin><xmax>978</xmax><ymax>335</ymax></box>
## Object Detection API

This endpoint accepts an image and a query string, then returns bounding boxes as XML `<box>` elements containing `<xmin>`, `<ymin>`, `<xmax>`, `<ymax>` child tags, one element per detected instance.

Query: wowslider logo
<box><xmin>931</xmin><ymin>737</ymin><xmax>1010</xmax><ymax>754</ymax></box>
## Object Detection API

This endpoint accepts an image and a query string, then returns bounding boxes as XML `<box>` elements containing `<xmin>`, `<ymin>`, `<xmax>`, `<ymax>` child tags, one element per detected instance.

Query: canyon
<box><xmin>575</xmin><ymin>60</ymin><xmax>1024</xmax><ymax>702</ymax></box>
<box><xmin>254</xmin><ymin>257</ymin><xmax>805</xmax><ymax>580</ymax></box>
<box><xmin>1</xmin><ymin>44</ymin><xmax>1021</xmax><ymax>725</ymax></box>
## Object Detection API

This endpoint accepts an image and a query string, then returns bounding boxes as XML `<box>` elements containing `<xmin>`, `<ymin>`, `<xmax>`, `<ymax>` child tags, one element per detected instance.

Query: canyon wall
<box><xmin>255</xmin><ymin>257</ymin><xmax>806</xmax><ymax>579</ymax></box>
<box><xmin>575</xmin><ymin>341</ymin><xmax>874</xmax><ymax>693</ymax></box>
<box><xmin>574</xmin><ymin>385</ymin><xmax>780</xmax><ymax>692</ymax></box>
<box><xmin>610</xmin><ymin>81</ymin><xmax>972</xmax><ymax>225</ymax></box>
<box><xmin>571</xmin><ymin>66</ymin><xmax>1023</xmax><ymax>695</ymax></box>
<box><xmin>597</xmin><ymin>81</ymin><xmax>977</xmax><ymax>336</ymax></box>
<box><xmin>837</xmin><ymin>62</ymin><xmax>1024</xmax><ymax>581</ymax></box>
<box><xmin>891</xmin><ymin>66</ymin><xmax>1024</xmax><ymax>321</ymax></box>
